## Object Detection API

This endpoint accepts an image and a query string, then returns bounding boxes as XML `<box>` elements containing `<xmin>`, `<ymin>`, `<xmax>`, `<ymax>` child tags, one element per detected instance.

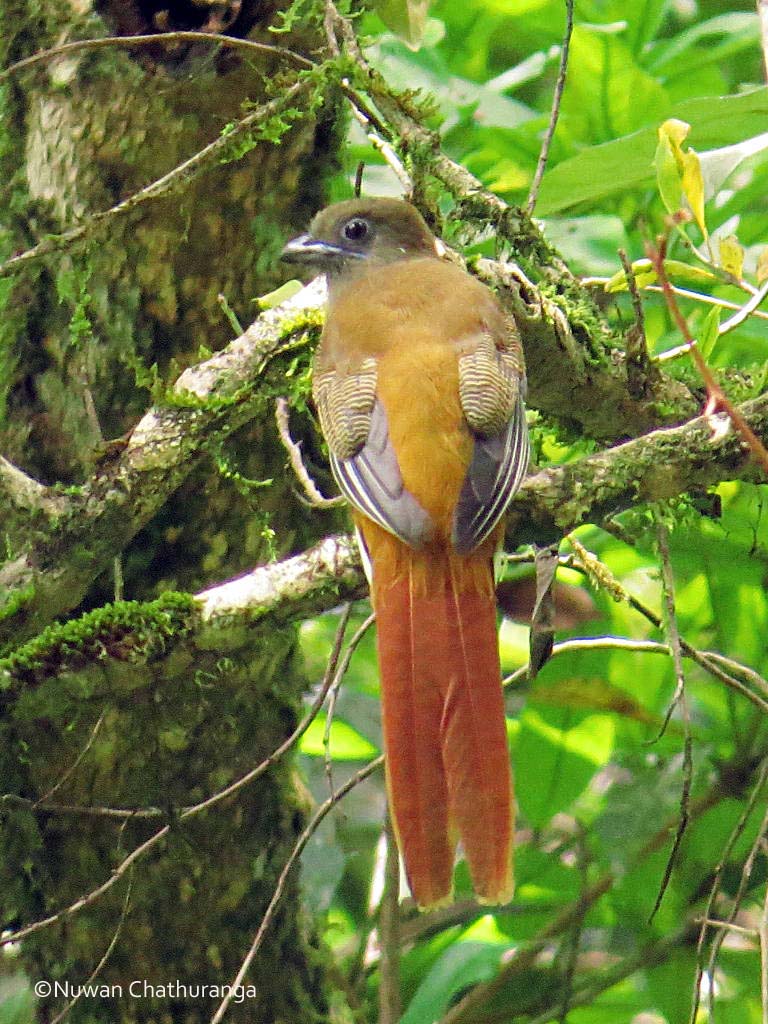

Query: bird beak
<box><xmin>280</xmin><ymin>234</ymin><xmax>367</xmax><ymax>267</ymax></box>
<box><xmin>280</xmin><ymin>234</ymin><xmax>347</xmax><ymax>265</ymax></box>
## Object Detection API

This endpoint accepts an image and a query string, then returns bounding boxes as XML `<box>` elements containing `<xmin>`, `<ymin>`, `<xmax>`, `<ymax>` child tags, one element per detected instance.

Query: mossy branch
<box><xmin>0</xmin><ymin>245</ymin><xmax>760</xmax><ymax>651</ymax></box>
<box><xmin>4</xmin><ymin>388</ymin><xmax>767</xmax><ymax>685</ymax></box>
<box><xmin>0</xmin><ymin>279</ymin><xmax>326</xmax><ymax>648</ymax></box>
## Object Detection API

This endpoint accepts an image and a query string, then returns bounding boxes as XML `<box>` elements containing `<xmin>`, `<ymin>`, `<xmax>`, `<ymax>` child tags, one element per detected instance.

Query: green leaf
<box><xmin>374</xmin><ymin>0</ymin><xmax>430</xmax><ymax>49</ymax></box>
<box><xmin>698</xmin><ymin>305</ymin><xmax>721</xmax><ymax>361</ymax></box>
<box><xmin>655</xmin><ymin>119</ymin><xmax>708</xmax><ymax>235</ymax></box>
<box><xmin>559</xmin><ymin>25</ymin><xmax>670</xmax><ymax>144</ymax></box>
<box><xmin>299</xmin><ymin>715</ymin><xmax>378</xmax><ymax>760</ymax></box>
<box><xmin>536</xmin><ymin>87</ymin><xmax>768</xmax><ymax>214</ymax></box>
<box><xmin>647</xmin><ymin>12</ymin><xmax>759</xmax><ymax>75</ymax></box>
<box><xmin>516</xmin><ymin>707</ymin><xmax>615</xmax><ymax>827</ymax></box>
<box><xmin>401</xmin><ymin>941</ymin><xmax>504</xmax><ymax>1024</ymax></box>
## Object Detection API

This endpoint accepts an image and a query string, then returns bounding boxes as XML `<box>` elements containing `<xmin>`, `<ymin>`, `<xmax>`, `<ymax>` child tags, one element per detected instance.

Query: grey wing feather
<box><xmin>451</xmin><ymin>392</ymin><xmax>529</xmax><ymax>554</ymax></box>
<box><xmin>331</xmin><ymin>400</ymin><xmax>433</xmax><ymax>549</ymax></box>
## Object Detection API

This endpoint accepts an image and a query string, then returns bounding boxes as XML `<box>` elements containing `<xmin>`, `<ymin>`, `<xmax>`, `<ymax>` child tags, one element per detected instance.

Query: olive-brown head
<box><xmin>281</xmin><ymin>198</ymin><xmax>438</xmax><ymax>282</ymax></box>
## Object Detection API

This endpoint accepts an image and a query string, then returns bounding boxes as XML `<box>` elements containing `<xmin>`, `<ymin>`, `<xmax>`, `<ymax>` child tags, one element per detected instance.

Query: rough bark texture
<box><xmin>0</xmin><ymin>3</ymin><xmax>345</xmax><ymax>1021</ymax></box>
<box><xmin>1</xmin><ymin>601</ymin><xmax>331</xmax><ymax>1024</ymax></box>
<box><xmin>1</xmin><ymin>4</ymin><xmax>766</xmax><ymax>1021</ymax></box>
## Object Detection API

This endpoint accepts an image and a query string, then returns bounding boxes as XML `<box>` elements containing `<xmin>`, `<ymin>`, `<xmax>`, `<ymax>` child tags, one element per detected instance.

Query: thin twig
<box><xmin>580</xmin><ymin>278</ymin><xmax>768</xmax><ymax>326</ymax></box>
<box><xmin>0</xmin><ymin>31</ymin><xmax>313</xmax><ymax>82</ymax></box>
<box><xmin>694</xmin><ymin>918</ymin><xmax>758</xmax><ymax>938</ymax></box>
<box><xmin>619</xmin><ymin>247</ymin><xmax>652</xmax><ymax>398</ymax></box>
<box><xmin>758</xmin><ymin>0</ymin><xmax>768</xmax><ymax>83</ymax></box>
<box><xmin>761</xmin><ymin>879</ymin><xmax>768</xmax><ymax>1024</ymax></box>
<box><xmin>706</xmin><ymin>798</ymin><xmax>768</xmax><ymax>1019</ymax></box>
<box><xmin>439</xmin><ymin>779</ymin><xmax>728</xmax><ymax>1024</ymax></box>
<box><xmin>1</xmin><ymin>606</ymin><xmax>361</xmax><ymax>947</ymax></box>
<box><xmin>0</xmin><ymin>77</ymin><xmax>314</xmax><ymax>280</ymax></box>
<box><xmin>564</xmin><ymin>542</ymin><xmax>768</xmax><ymax>715</ymax></box>
<box><xmin>113</xmin><ymin>556</ymin><xmax>124</xmax><ymax>602</ymax></box>
<box><xmin>323</xmin><ymin>611</ymin><xmax>376</xmax><ymax>797</ymax></box>
<box><xmin>35</xmin><ymin>711</ymin><xmax>106</xmax><ymax>807</ymax></box>
<box><xmin>502</xmin><ymin>634</ymin><xmax>768</xmax><ymax>717</ymax></box>
<box><xmin>354</xmin><ymin>161</ymin><xmax>365</xmax><ymax>198</ymax></box>
<box><xmin>689</xmin><ymin>755</ymin><xmax>768</xmax><ymax>1024</ymax></box>
<box><xmin>648</xmin><ymin>521</ymin><xmax>693</xmax><ymax>923</ymax></box>
<box><xmin>526</xmin><ymin>0</ymin><xmax>574</xmax><ymax>215</ymax></box>
<box><xmin>527</xmin><ymin>929</ymin><xmax>686</xmax><ymax>1024</ymax></box>
<box><xmin>49</xmin><ymin>875</ymin><xmax>134</xmax><ymax>1024</ymax></box>
<box><xmin>209</xmin><ymin>756</ymin><xmax>383</xmax><ymax>1024</ymax></box>
<box><xmin>378</xmin><ymin>815</ymin><xmax>403</xmax><ymax>1024</ymax></box>
<box><xmin>275</xmin><ymin>397</ymin><xmax>345</xmax><ymax>509</ymax></box>
<box><xmin>439</xmin><ymin>874</ymin><xmax>615</xmax><ymax>1024</ymax></box>
<box><xmin>719</xmin><ymin>278</ymin><xmax>768</xmax><ymax>335</ymax></box>
<box><xmin>558</xmin><ymin>826</ymin><xmax>589</xmax><ymax>1023</ymax></box>
<box><xmin>319</xmin><ymin>604</ymin><xmax>353</xmax><ymax>801</ymax></box>
<box><xmin>647</xmin><ymin>234</ymin><xmax>768</xmax><ymax>476</ymax></box>
<box><xmin>347</xmin><ymin>94</ymin><xmax>413</xmax><ymax>193</ymax></box>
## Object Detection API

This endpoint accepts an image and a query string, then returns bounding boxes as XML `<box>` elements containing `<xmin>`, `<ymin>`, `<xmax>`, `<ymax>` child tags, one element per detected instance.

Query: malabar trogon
<box><xmin>282</xmin><ymin>198</ymin><xmax>529</xmax><ymax>908</ymax></box>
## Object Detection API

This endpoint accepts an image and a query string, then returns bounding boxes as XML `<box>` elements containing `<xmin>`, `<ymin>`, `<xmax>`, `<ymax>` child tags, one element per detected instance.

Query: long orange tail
<box><xmin>373</xmin><ymin>548</ymin><xmax>514</xmax><ymax>909</ymax></box>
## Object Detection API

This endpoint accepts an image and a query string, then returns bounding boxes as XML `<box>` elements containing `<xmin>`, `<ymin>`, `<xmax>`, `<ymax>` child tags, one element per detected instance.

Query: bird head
<box><xmin>281</xmin><ymin>198</ymin><xmax>438</xmax><ymax>282</ymax></box>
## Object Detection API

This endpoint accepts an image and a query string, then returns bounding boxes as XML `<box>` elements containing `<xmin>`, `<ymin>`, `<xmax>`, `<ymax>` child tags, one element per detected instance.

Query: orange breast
<box><xmin>375</xmin><ymin>335</ymin><xmax>470</xmax><ymax>535</ymax></box>
<box><xmin>323</xmin><ymin>257</ymin><xmax>499</xmax><ymax>535</ymax></box>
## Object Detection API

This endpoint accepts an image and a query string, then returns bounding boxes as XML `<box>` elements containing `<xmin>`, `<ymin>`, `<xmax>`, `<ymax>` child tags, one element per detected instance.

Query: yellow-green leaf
<box><xmin>680</xmin><ymin>148</ymin><xmax>707</xmax><ymax>239</ymax></box>
<box><xmin>698</xmin><ymin>306</ymin><xmax>721</xmax><ymax>361</ymax></box>
<box><xmin>257</xmin><ymin>279</ymin><xmax>304</xmax><ymax>309</ymax></box>
<box><xmin>655</xmin><ymin>119</ymin><xmax>707</xmax><ymax>239</ymax></box>
<box><xmin>719</xmin><ymin>235</ymin><xmax>744</xmax><ymax>279</ymax></box>
<box><xmin>300</xmin><ymin>716</ymin><xmax>379</xmax><ymax>761</ymax></box>
<box><xmin>532</xmin><ymin>677</ymin><xmax>661</xmax><ymax>727</ymax></box>
<box><xmin>757</xmin><ymin>247</ymin><xmax>768</xmax><ymax>285</ymax></box>
<box><xmin>375</xmin><ymin>0</ymin><xmax>430</xmax><ymax>48</ymax></box>
<box><xmin>604</xmin><ymin>258</ymin><xmax>717</xmax><ymax>293</ymax></box>
<box><xmin>654</xmin><ymin>121</ymin><xmax>685</xmax><ymax>216</ymax></box>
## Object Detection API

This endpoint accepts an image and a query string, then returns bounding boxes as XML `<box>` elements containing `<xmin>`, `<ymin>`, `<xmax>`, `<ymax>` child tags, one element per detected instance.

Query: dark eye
<box><xmin>342</xmin><ymin>218</ymin><xmax>370</xmax><ymax>242</ymax></box>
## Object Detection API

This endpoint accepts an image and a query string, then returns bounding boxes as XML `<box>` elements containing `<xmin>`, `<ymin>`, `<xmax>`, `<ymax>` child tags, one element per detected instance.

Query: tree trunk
<box><xmin>0</xmin><ymin>2</ymin><xmax>347</xmax><ymax>1020</ymax></box>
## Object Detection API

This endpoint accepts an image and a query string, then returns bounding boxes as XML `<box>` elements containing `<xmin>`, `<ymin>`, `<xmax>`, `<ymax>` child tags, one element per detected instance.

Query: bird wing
<box><xmin>452</xmin><ymin>328</ymin><xmax>529</xmax><ymax>553</ymax></box>
<box><xmin>331</xmin><ymin>400</ymin><xmax>432</xmax><ymax>549</ymax></box>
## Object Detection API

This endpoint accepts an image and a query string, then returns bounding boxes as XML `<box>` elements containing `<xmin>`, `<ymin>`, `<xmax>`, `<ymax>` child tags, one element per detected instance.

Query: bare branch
<box><xmin>690</xmin><ymin>756</ymin><xmax>768</xmax><ymax>1023</ymax></box>
<box><xmin>526</xmin><ymin>0</ymin><xmax>574</xmax><ymax>215</ymax></box>
<box><xmin>705</xmin><ymin>797</ymin><xmax>768</xmax><ymax>1019</ymax></box>
<box><xmin>648</xmin><ymin>522</ymin><xmax>693</xmax><ymax>923</ymax></box>
<box><xmin>275</xmin><ymin>397</ymin><xmax>344</xmax><ymax>509</ymax></box>
<box><xmin>49</xmin><ymin>875</ymin><xmax>134</xmax><ymax>1024</ymax></box>
<box><xmin>378</xmin><ymin>815</ymin><xmax>403</xmax><ymax>1024</ymax></box>
<box><xmin>0</xmin><ymin>31</ymin><xmax>314</xmax><ymax>83</ymax></box>
<box><xmin>647</xmin><ymin>234</ymin><xmax>768</xmax><ymax>476</ymax></box>
<box><xmin>209</xmin><ymin>756</ymin><xmax>383</xmax><ymax>1024</ymax></box>
<box><xmin>0</xmin><ymin>77</ymin><xmax>314</xmax><ymax>281</ymax></box>
<box><xmin>35</xmin><ymin>712</ymin><xmax>106</xmax><ymax>808</ymax></box>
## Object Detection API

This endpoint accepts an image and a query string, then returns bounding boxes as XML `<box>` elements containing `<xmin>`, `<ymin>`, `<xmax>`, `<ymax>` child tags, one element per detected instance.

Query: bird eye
<box><xmin>342</xmin><ymin>218</ymin><xmax>370</xmax><ymax>242</ymax></box>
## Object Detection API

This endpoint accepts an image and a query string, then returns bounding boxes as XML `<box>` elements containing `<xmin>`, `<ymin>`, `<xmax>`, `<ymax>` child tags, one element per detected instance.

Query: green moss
<box><xmin>0</xmin><ymin>583</ymin><xmax>36</xmax><ymax>625</ymax></box>
<box><xmin>1</xmin><ymin>591</ymin><xmax>196</xmax><ymax>683</ymax></box>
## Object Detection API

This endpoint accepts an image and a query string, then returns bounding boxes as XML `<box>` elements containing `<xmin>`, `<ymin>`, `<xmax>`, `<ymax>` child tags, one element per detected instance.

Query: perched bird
<box><xmin>282</xmin><ymin>198</ymin><xmax>529</xmax><ymax>908</ymax></box>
